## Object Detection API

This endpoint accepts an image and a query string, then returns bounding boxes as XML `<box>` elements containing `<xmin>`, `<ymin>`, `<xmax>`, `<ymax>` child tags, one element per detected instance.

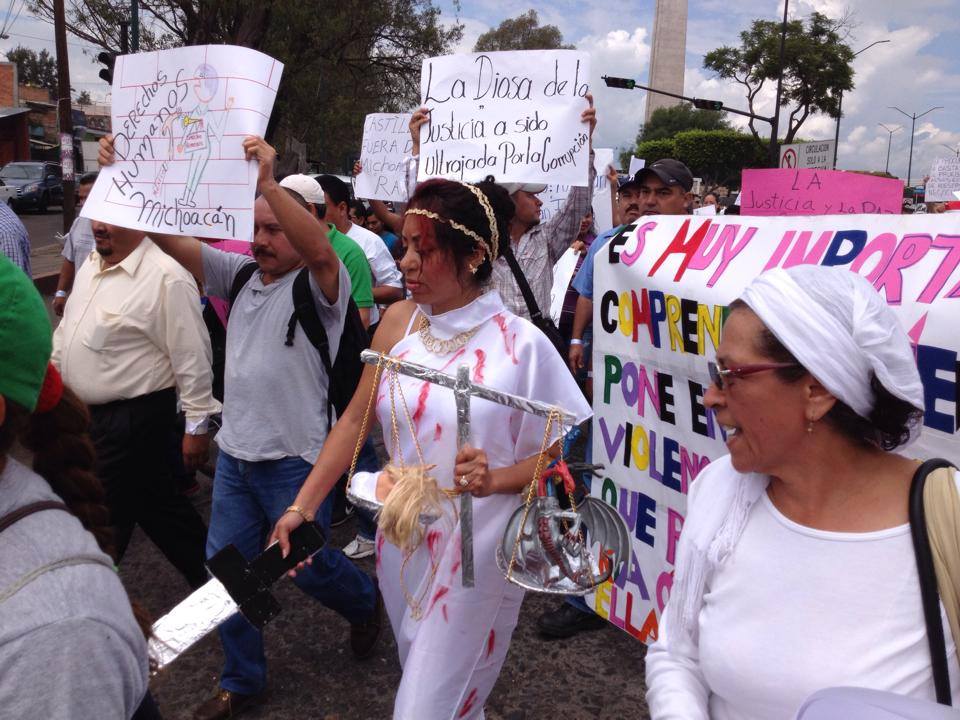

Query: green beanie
<box><xmin>0</xmin><ymin>254</ymin><xmax>51</xmax><ymax>411</ymax></box>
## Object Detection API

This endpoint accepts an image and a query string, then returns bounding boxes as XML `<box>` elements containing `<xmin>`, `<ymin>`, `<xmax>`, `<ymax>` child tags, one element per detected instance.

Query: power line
<box><xmin>1</xmin><ymin>27</ymin><xmax>102</xmax><ymax>52</ymax></box>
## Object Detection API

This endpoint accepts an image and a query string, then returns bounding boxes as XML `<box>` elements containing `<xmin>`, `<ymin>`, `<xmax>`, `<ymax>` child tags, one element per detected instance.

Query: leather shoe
<box><xmin>536</xmin><ymin>601</ymin><xmax>606</xmax><ymax>639</ymax></box>
<box><xmin>193</xmin><ymin>689</ymin><xmax>263</xmax><ymax>720</ymax></box>
<box><xmin>350</xmin><ymin>583</ymin><xmax>384</xmax><ymax>659</ymax></box>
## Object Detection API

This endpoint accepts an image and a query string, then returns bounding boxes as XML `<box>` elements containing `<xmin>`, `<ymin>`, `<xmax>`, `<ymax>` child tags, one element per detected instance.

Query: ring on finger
<box><xmin>458</xmin><ymin>475</ymin><xmax>469</xmax><ymax>487</ymax></box>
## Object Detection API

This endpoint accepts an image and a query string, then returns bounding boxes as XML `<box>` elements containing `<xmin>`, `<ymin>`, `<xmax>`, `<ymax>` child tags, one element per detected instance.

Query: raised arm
<box><xmin>242</xmin><ymin>136</ymin><xmax>341</xmax><ymax>303</ymax></box>
<box><xmin>606</xmin><ymin>165</ymin><xmax>622</xmax><ymax>228</ymax></box>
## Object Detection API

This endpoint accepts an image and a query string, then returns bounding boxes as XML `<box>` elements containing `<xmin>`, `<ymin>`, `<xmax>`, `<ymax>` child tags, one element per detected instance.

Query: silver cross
<box><xmin>361</xmin><ymin>349</ymin><xmax>578</xmax><ymax>588</ymax></box>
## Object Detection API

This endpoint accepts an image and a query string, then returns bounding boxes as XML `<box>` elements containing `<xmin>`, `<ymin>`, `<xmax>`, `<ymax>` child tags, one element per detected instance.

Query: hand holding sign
<box><xmin>241</xmin><ymin>136</ymin><xmax>277</xmax><ymax>191</ymax></box>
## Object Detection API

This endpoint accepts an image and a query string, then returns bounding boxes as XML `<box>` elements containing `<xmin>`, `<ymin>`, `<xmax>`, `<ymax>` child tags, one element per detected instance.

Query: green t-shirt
<box><xmin>327</xmin><ymin>224</ymin><xmax>373</xmax><ymax>309</ymax></box>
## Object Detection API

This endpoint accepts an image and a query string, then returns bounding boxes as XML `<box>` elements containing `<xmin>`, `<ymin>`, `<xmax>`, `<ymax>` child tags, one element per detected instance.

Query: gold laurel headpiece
<box><xmin>404</xmin><ymin>182</ymin><xmax>499</xmax><ymax>261</ymax></box>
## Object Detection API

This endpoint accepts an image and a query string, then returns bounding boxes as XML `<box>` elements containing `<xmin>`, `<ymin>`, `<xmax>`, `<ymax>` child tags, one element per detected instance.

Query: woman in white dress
<box><xmin>273</xmin><ymin>178</ymin><xmax>591</xmax><ymax>719</ymax></box>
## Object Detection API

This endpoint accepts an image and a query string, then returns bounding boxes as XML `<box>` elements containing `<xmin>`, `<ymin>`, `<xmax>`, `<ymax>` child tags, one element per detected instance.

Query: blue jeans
<box><xmin>355</xmin><ymin>437</ymin><xmax>380</xmax><ymax>541</ymax></box>
<box><xmin>207</xmin><ymin>452</ymin><xmax>376</xmax><ymax>695</ymax></box>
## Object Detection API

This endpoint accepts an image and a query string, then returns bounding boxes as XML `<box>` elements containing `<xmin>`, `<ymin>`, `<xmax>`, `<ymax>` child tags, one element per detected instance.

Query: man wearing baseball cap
<box><xmin>537</xmin><ymin>157</ymin><xmax>692</xmax><ymax>641</ymax></box>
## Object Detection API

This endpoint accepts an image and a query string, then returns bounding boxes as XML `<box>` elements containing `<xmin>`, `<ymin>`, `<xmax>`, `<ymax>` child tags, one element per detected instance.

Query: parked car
<box><xmin>0</xmin><ymin>162</ymin><xmax>63</xmax><ymax>212</ymax></box>
<box><xmin>0</xmin><ymin>181</ymin><xmax>17</xmax><ymax>206</ymax></box>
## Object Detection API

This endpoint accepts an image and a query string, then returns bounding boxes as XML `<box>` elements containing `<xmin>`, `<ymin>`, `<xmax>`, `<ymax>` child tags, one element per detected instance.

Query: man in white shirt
<box><xmin>315</xmin><ymin>174</ymin><xmax>403</xmax><ymax>326</ymax></box>
<box><xmin>51</xmin><ymin>218</ymin><xmax>220</xmax><ymax>590</ymax></box>
<box><xmin>52</xmin><ymin>172</ymin><xmax>98</xmax><ymax>316</ymax></box>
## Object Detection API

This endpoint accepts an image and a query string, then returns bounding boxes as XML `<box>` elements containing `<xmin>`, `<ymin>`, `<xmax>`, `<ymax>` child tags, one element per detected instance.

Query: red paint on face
<box><xmin>486</xmin><ymin>629</ymin><xmax>495</xmax><ymax>659</ymax></box>
<box><xmin>458</xmin><ymin>688</ymin><xmax>479</xmax><ymax>718</ymax></box>
<box><xmin>473</xmin><ymin>349</ymin><xmax>486</xmax><ymax>383</ymax></box>
<box><xmin>492</xmin><ymin>314</ymin><xmax>519</xmax><ymax>365</ymax></box>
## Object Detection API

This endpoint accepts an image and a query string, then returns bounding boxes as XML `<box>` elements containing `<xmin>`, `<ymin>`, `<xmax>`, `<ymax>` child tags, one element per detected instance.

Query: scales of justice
<box><xmin>146</xmin><ymin>350</ymin><xmax>630</xmax><ymax>671</ymax></box>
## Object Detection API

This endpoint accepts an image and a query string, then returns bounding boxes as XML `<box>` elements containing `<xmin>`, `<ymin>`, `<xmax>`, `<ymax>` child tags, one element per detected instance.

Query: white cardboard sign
<box><xmin>82</xmin><ymin>45</ymin><xmax>283</xmax><ymax>241</ymax></box>
<box><xmin>355</xmin><ymin>113</ymin><xmax>413</xmax><ymax>202</ymax></box>
<box><xmin>539</xmin><ymin>147</ymin><xmax>615</xmax><ymax>230</ymax></box>
<box><xmin>417</xmin><ymin>50</ymin><xmax>591</xmax><ymax>186</ymax></box>
<box><xmin>925</xmin><ymin>157</ymin><xmax>960</xmax><ymax>202</ymax></box>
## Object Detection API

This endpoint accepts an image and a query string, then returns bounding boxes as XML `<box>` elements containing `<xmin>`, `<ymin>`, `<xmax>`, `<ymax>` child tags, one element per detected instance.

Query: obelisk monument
<box><xmin>644</xmin><ymin>0</ymin><xmax>689</xmax><ymax>124</ymax></box>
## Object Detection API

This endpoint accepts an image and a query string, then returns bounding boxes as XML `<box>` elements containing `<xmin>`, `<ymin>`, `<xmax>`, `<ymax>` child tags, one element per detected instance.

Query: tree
<box><xmin>76</xmin><ymin>90</ymin><xmax>92</xmax><ymax>105</ymax></box>
<box><xmin>626</xmin><ymin>130</ymin><xmax>767</xmax><ymax>189</ymax></box>
<box><xmin>473</xmin><ymin>10</ymin><xmax>573</xmax><ymax>52</ymax></box>
<box><xmin>637</xmin><ymin>103</ymin><xmax>730</xmax><ymax>143</ymax></box>
<box><xmin>26</xmin><ymin>0</ymin><xmax>462</xmax><ymax>172</ymax></box>
<box><xmin>6</xmin><ymin>46</ymin><xmax>58</xmax><ymax>91</ymax></box>
<box><xmin>703</xmin><ymin>12</ymin><xmax>854</xmax><ymax>148</ymax></box>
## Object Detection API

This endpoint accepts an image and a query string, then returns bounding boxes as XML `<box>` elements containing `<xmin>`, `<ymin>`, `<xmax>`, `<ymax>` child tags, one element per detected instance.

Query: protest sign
<box><xmin>355</xmin><ymin>113</ymin><xmax>413</xmax><ymax>202</ymax></box>
<box><xmin>779</xmin><ymin>140</ymin><xmax>835</xmax><ymax>169</ymax></box>
<box><xmin>417</xmin><ymin>50</ymin><xmax>591</xmax><ymax>186</ymax></box>
<box><xmin>540</xmin><ymin>147</ymin><xmax>615</xmax><ymax>230</ymax></box>
<box><xmin>82</xmin><ymin>45</ymin><xmax>282</xmax><ymax>241</ymax></box>
<box><xmin>693</xmin><ymin>204</ymin><xmax>717</xmax><ymax>216</ymax></box>
<box><xmin>741</xmin><ymin>168</ymin><xmax>903</xmax><ymax>216</ymax></box>
<box><xmin>628</xmin><ymin>156</ymin><xmax>645</xmax><ymax>178</ymax></box>
<box><xmin>549</xmin><ymin>247</ymin><xmax>580</xmax><ymax>323</ymax></box>
<box><xmin>588</xmin><ymin>214</ymin><xmax>960</xmax><ymax>643</ymax></box>
<box><xmin>925</xmin><ymin>158</ymin><xmax>960</xmax><ymax>202</ymax></box>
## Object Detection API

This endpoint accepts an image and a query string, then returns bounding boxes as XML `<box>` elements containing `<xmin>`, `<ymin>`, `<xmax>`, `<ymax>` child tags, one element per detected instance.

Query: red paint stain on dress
<box><xmin>441</xmin><ymin>604</ymin><xmax>449</xmax><ymax>623</ymax></box>
<box><xmin>450</xmin><ymin>533</ymin><xmax>462</xmax><ymax>576</ymax></box>
<box><xmin>458</xmin><ymin>688</ymin><xmax>479</xmax><ymax>718</ymax></box>
<box><xmin>428</xmin><ymin>585</ymin><xmax>450</xmax><ymax>614</ymax></box>
<box><xmin>440</xmin><ymin>347</ymin><xmax>467</xmax><ymax>372</ymax></box>
<box><xmin>473</xmin><ymin>349</ymin><xmax>486</xmax><ymax>383</ymax></box>
<box><xmin>412</xmin><ymin>382</ymin><xmax>431</xmax><ymax>428</ymax></box>
<box><xmin>434</xmin><ymin>422</ymin><xmax>442</xmax><ymax>441</ymax></box>
<box><xmin>493</xmin><ymin>314</ymin><xmax>519</xmax><ymax>364</ymax></box>
<box><xmin>426</xmin><ymin>529</ymin><xmax>442</xmax><ymax>561</ymax></box>
<box><xmin>486</xmin><ymin>629</ymin><xmax>495</xmax><ymax>659</ymax></box>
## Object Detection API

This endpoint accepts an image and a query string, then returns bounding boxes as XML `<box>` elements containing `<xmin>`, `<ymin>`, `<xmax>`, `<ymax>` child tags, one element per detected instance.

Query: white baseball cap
<box><xmin>279</xmin><ymin>174</ymin><xmax>323</xmax><ymax>205</ymax></box>
<box><xmin>497</xmin><ymin>182</ymin><xmax>548</xmax><ymax>196</ymax></box>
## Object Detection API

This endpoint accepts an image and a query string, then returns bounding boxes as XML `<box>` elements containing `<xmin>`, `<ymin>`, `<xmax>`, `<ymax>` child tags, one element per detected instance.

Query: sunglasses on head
<box><xmin>707</xmin><ymin>361</ymin><xmax>801</xmax><ymax>390</ymax></box>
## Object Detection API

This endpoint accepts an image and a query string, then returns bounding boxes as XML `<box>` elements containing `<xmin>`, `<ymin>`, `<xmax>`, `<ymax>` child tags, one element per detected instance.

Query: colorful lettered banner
<box><xmin>589</xmin><ymin>214</ymin><xmax>960</xmax><ymax>642</ymax></box>
<box><xmin>741</xmin><ymin>168</ymin><xmax>903</xmax><ymax>217</ymax></box>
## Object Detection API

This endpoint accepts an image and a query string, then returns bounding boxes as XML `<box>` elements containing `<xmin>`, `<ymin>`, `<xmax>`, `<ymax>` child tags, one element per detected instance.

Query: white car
<box><xmin>0</xmin><ymin>182</ymin><xmax>18</xmax><ymax>206</ymax></box>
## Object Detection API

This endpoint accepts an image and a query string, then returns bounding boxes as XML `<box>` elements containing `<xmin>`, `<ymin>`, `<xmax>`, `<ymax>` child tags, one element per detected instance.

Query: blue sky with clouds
<box><xmin>2</xmin><ymin>1</ymin><xmax>957</xmax><ymax>183</ymax></box>
<box><xmin>433</xmin><ymin>0</ymin><xmax>960</xmax><ymax>183</ymax></box>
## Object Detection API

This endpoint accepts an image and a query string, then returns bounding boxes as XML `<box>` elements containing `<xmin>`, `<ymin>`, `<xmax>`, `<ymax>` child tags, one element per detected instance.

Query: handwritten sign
<box><xmin>589</xmin><ymin>214</ymin><xmax>960</xmax><ymax>642</ymax></box>
<box><xmin>82</xmin><ymin>45</ymin><xmax>283</xmax><ymax>240</ymax></box>
<box><xmin>741</xmin><ymin>168</ymin><xmax>903</xmax><ymax>216</ymax></box>
<box><xmin>926</xmin><ymin>158</ymin><xmax>960</xmax><ymax>202</ymax></box>
<box><xmin>628</xmin><ymin>156</ymin><xmax>645</xmax><ymax>178</ymax></box>
<box><xmin>355</xmin><ymin>113</ymin><xmax>413</xmax><ymax>202</ymax></box>
<box><xmin>417</xmin><ymin>50</ymin><xmax>591</xmax><ymax>186</ymax></box>
<box><xmin>539</xmin><ymin>147</ymin><xmax>615</xmax><ymax>230</ymax></box>
<box><xmin>779</xmin><ymin>140</ymin><xmax>835</xmax><ymax>170</ymax></box>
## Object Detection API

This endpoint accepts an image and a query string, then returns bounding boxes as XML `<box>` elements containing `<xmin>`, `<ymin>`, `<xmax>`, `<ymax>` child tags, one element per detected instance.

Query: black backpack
<box><xmin>227</xmin><ymin>262</ymin><xmax>369</xmax><ymax>430</ymax></box>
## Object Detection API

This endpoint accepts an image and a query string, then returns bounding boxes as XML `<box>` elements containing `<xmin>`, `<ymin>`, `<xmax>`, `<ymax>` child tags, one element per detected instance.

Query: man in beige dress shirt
<box><xmin>52</xmin><ymin>220</ymin><xmax>220</xmax><ymax>589</ymax></box>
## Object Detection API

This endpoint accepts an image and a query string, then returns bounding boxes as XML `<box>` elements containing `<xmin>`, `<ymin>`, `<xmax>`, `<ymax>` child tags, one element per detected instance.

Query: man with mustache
<box><xmin>536</xmin><ymin>158</ymin><xmax>692</xmax><ymax>640</ymax></box>
<box><xmin>51</xmin><ymin>204</ymin><xmax>220</xmax><ymax>592</ymax></box>
<box><xmin>96</xmin><ymin>134</ymin><xmax>383</xmax><ymax>720</ymax></box>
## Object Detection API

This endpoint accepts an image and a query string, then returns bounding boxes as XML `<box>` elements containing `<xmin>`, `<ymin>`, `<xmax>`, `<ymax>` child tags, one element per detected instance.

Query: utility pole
<box><xmin>889</xmin><ymin>105</ymin><xmax>942</xmax><ymax>187</ymax></box>
<box><xmin>878</xmin><ymin>123</ymin><xmax>901</xmax><ymax>175</ymax></box>
<box><xmin>939</xmin><ymin>143</ymin><xmax>960</xmax><ymax>159</ymax></box>
<box><xmin>130</xmin><ymin>0</ymin><xmax>139</xmax><ymax>52</ymax></box>
<box><xmin>768</xmin><ymin>0</ymin><xmax>789</xmax><ymax>168</ymax></box>
<box><xmin>53</xmin><ymin>0</ymin><xmax>75</xmax><ymax>232</ymax></box>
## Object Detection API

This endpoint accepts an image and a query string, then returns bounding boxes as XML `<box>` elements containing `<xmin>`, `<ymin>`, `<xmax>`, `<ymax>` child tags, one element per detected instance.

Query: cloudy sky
<box><xmin>2</xmin><ymin>1</ymin><xmax>957</xmax><ymax>184</ymax></box>
<box><xmin>435</xmin><ymin>0</ymin><xmax>960</xmax><ymax>185</ymax></box>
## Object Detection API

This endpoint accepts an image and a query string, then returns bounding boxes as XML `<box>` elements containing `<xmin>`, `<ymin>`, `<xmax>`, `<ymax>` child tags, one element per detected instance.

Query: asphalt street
<box><xmin>123</xmin><ymin>461</ymin><xmax>650</xmax><ymax>720</ymax></box>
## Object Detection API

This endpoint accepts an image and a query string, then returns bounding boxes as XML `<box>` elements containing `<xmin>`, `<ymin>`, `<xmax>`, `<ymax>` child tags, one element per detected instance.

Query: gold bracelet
<box><xmin>284</xmin><ymin>505</ymin><xmax>314</xmax><ymax>523</ymax></box>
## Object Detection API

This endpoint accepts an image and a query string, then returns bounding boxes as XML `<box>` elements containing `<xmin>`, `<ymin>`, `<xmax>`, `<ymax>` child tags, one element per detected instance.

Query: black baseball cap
<box><xmin>622</xmin><ymin>158</ymin><xmax>694</xmax><ymax>193</ymax></box>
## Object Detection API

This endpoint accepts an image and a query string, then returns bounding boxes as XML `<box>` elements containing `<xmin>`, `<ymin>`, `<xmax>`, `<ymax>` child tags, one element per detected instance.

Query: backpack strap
<box><xmin>227</xmin><ymin>261</ymin><xmax>259</xmax><ymax>312</ymax></box>
<box><xmin>909</xmin><ymin>458</ymin><xmax>957</xmax><ymax>706</ymax></box>
<box><xmin>286</xmin><ymin>268</ymin><xmax>335</xmax><ymax>430</ymax></box>
<box><xmin>0</xmin><ymin>500</ymin><xmax>70</xmax><ymax>535</ymax></box>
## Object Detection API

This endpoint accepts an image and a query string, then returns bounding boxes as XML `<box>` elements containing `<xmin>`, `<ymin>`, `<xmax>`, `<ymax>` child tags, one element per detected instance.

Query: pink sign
<box><xmin>740</xmin><ymin>168</ymin><xmax>904</xmax><ymax>216</ymax></box>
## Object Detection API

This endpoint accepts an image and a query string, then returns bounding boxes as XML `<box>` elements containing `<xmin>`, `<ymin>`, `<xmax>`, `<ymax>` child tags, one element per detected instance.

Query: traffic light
<box><xmin>603</xmin><ymin>76</ymin><xmax>636</xmax><ymax>90</ymax></box>
<box><xmin>98</xmin><ymin>51</ymin><xmax>115</xmax><ymax>84</ymax></box>
<box><xmin>692</xmin><ymin>98</ymin><xmax>724</xmax><ymax>111</ymax></box>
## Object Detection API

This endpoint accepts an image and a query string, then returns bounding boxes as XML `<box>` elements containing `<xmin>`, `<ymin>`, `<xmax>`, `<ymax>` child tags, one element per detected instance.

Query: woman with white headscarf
<box><xmin>645</xmin><ymin>264</ymin><xmax>957</xmax><ymax>718</ymax></box>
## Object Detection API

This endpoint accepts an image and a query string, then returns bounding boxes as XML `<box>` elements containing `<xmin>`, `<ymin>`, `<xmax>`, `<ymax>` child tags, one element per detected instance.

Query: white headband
<box><xmin>740</xmin><ymin>265</ymin><xmax>925</xmax><ymax>422</ymax></box>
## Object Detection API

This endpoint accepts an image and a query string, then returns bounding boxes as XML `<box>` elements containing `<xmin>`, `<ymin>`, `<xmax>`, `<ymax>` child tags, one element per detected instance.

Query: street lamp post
<box><xmin>832</xmin><ymin>39</ymin><xmax>890</xmax><ymax>169</ymax></box>
<box><xmin>878</xmin><ymin>123</ymin><xmax>901</xmax><ymax>175</ymax></box>
<box><xmin>939</xmin><ymin>143</ymin><xmax>960</xmax><ymax>159</ymax></box>
<box><xmin>890</xmin><ymin>105</ymin><xmax>942</xmax><ymax>187</ymax></box>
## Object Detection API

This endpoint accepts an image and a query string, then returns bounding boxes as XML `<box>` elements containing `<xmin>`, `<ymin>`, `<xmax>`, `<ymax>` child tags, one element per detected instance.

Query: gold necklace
<box><xmin>418</xmin><ymin>315</ymin><xmax>481</xmax><ymax>355</ymax></box>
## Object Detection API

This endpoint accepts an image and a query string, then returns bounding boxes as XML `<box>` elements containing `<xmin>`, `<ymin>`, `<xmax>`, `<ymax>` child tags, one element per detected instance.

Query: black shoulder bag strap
<box><xmin>498</xmin><ymin>242</ymin><xmax>567</xmax><ymax>357</ymax></box>
<box><xmin>909</xmin><ymin>457</ymin><xmax>958</xmax><ymax>706</ymax></box>
<box><xmin>227</xmin><ymin>261</ymin><xmax>259</xmax><ymax>311</ymax></box>
<box><xmin>286</xmin><ymin>268</ymin><xmax>335</xmax><ymax>431</ymax></box>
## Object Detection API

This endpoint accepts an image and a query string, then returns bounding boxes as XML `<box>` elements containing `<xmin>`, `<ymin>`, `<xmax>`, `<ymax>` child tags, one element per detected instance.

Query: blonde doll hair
<box><xmin>377</xmin><ymin>463</ymin><xmax>453</xmax><ymax>552</ymax></box>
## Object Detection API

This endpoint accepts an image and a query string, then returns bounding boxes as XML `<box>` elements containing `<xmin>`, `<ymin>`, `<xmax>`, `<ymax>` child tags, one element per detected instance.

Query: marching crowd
<box><xmin>1</xmin><ymin>80</ymin><xmax>958</xmax><ymax>720</ymax></box>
